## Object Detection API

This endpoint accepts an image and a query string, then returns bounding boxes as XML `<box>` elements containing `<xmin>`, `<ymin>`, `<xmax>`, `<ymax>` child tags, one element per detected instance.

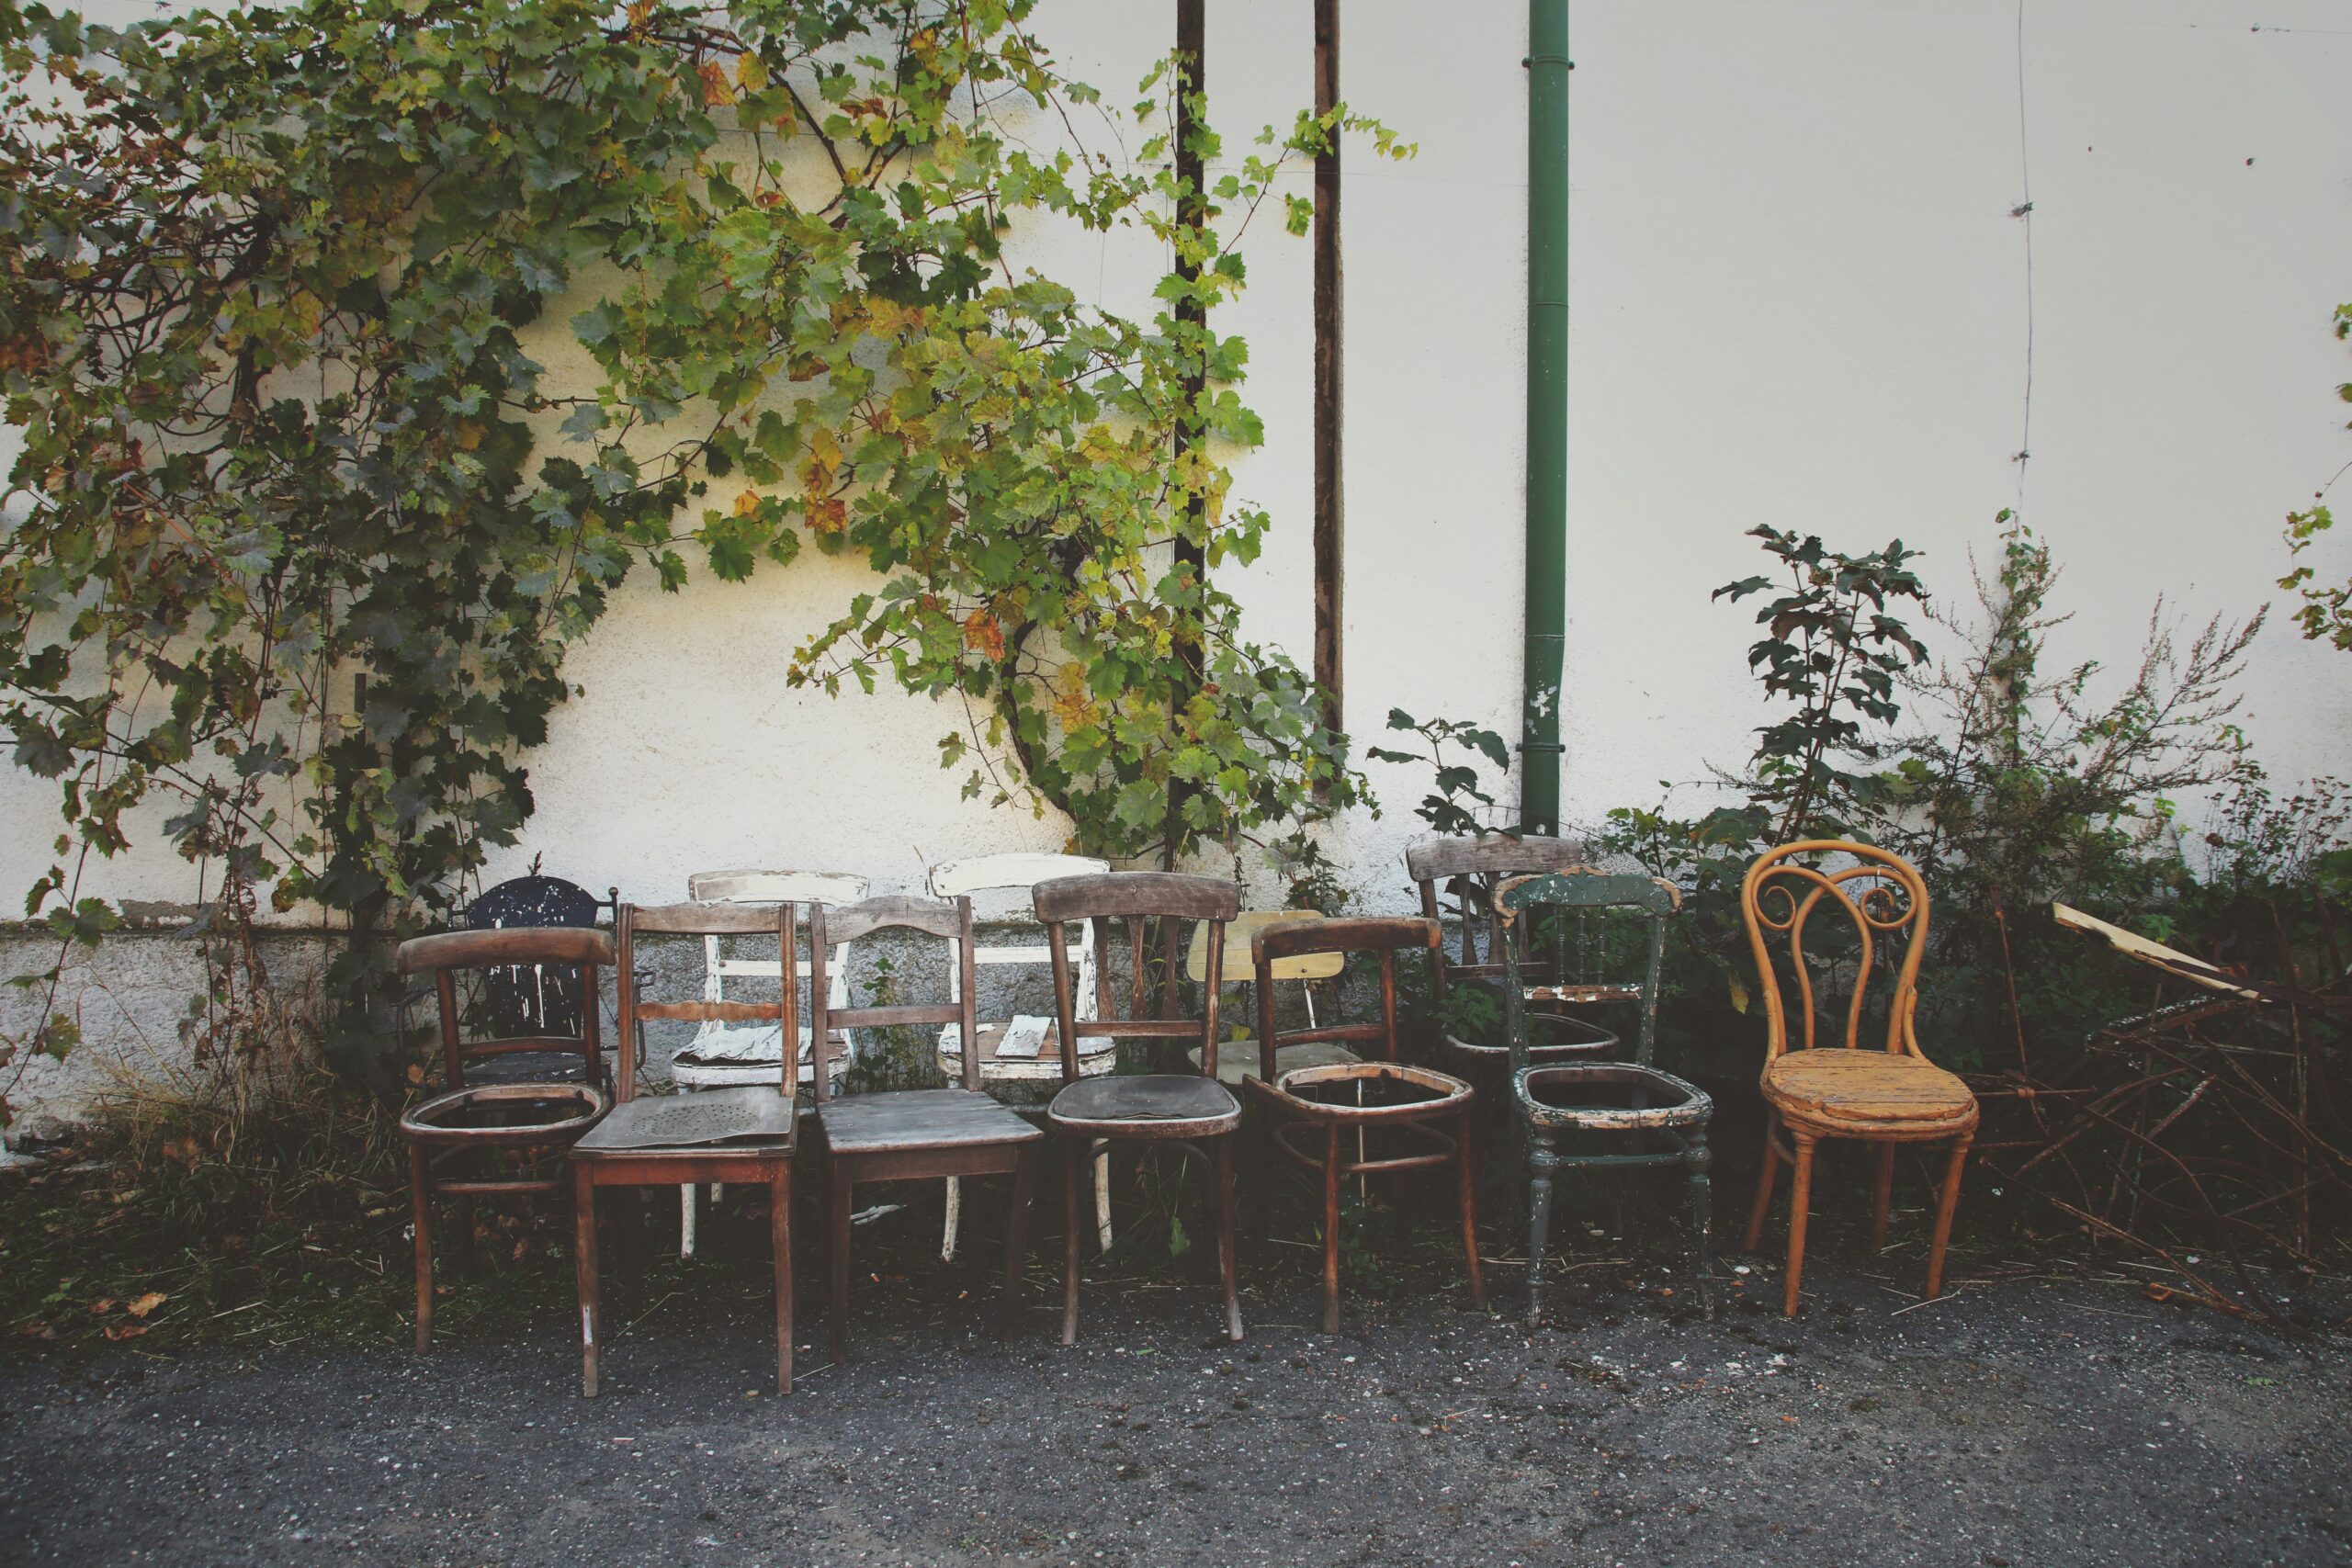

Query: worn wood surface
<box><xmin>1252</xmin><ymin>914</ymin><xmax>1435</xmax><ymax>966</ymax></box>
<box><xmin>1032</xmin><ymin>871</ymin><xmax>1239</xmax><ymax>924</ymax></box>
<box><xmin>1186</xmin><ymin>911</ymin><xmax>1343</xmax><ymax>984</ymax></box>
<box><xmin>686</xmin><ymin>868</ymin><xmax>866</xmax><ymax>907</ymax></box>
<box><xmin>1760</xmin><ymin>1050</ymin><xmax>1977</xmax><ymax>1130</ymax></box>
<box><xmin>1046</xmin><ymin>1074</ymin><xmax>1240</xmax><ymax>1138</ymax></box>
<box><xmin>1403</xmin><ymin>833</ymin><xmax>1587</xmax><ymax>883</ymax></box>
<box><xmin>815</xmin><ymin>894</ymin><xmax>970</xmax><ymax>949</ymax></box>
<box><xmin>397</xmin><ymin>926</ymin><xmax>616</xmax><ymax>974</ymax></box>
<box><xmin>818</xmin><ymin>1088</ymin><xmax>1043</xmax><ymax>1155</ymax></box>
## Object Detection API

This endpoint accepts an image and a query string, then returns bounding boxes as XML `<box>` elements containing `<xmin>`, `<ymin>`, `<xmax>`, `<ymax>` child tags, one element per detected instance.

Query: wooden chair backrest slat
<box><xmin>1493</xmin><ymin>872</ymin><xmax>1678</xmax><ymax>1074</ymax></box>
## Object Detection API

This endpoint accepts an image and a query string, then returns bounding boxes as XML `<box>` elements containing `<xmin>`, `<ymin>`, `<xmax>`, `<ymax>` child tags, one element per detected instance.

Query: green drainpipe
<box><xmin>1522</xmin><ymin>0</ymin><xmax>1569</xmax><ymax>838</ymax></box>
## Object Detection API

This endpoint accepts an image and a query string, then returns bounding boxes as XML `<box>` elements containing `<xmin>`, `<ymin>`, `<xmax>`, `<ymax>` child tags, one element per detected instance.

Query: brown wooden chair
<box><xmin>1738</xmin><ymin>841</ymin><xmax>1979</xmax><ymax>1316</ymax></box>
<box><xmin>1239</xmin><ymin>917</ymin><xmax>1487</xmax><ymax>1334</ymax></box>
<box><xmin>396</xmin><ymin>926</ymin><xmax>615</xmax><ymax>1353</ymax></box>
<box><xmin>808</xmin><ymin>895</ymin><xmax>1044</xmax><ymax>1362</ymax></box>
<box><xmin>569</xmin><ymin>901</ymin><xmax>802</xmax><ymax>1396</ymax></box>
<box><xmin>1035</xmin><ymin>871</ymin><xmax>1243</xmax><ymax>1346</ymax></box>
<box><xmin>1408</xmin><ymin>834</ymin><xmax>1619</xmax><ymax>1064</ymax></box>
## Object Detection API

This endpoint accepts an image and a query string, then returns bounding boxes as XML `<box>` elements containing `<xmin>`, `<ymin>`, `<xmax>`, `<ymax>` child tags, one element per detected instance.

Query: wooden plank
<box><xmin>396</xmin><ymin>926</ymin><xmax>615</xmax><ymax>975</ymax></box>
<box><xmin>628</xmin><ymin>900</ymin><xmax>792</xmax><ymax>935</ymax></box>
<box><xmin>686</xmin><ymin>868</ymin><xmax>866</xmax><ymax>905</ymax></box>
<box><xmin>2052</xmin><ymin>902</ymin><xmax>2261</xmax><ymax>999</ymax></box>
<box><xmin>634</xmin><ymin>999</ymin><xmax>780</xmax><ymax>1024</ymax></box>
<box><xmin>1403</xmin><ymin>833</ymin><xmax>1587</xmax><ymax>882</ymax></box>
<box><xmin>926</xmin><ymin>852</ymin><xmax>1109</xmax><ymax>900</ymax></box>
<box><xmin>817</xmin><ymin>894</ymin><xmax>967</xmax><ymax>947</ymax></box>
<box><xmin>1253</xmin><ymin>915</ymin><xmax>1436</xmax><ymax>964</ymax></box>
<box><xmin>1312</xmin><ymin>0</ymin><xmax>1343</xmax><ymax>746</ymax></box>
<box><xmin>1032</xmin><ymin>870</ymin><xmax>1238</xmax><ymax>923</ymax></box>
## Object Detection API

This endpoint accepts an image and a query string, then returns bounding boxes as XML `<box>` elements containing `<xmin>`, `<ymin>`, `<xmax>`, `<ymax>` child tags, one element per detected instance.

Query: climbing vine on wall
<box><xmin>0</xmin><ymin>0</ymin><xmax>1394</xmax><ymax>1101</ymax></box>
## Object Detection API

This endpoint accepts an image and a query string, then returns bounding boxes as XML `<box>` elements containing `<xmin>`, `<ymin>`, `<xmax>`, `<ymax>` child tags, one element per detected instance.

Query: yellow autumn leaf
<box><xmin>732</xmin><ymin>489</ymin><xmax>761</xmax><ymax>517</ymax></box>
<box><xmin>735</xmin><ymin>52</ymin><xmax>767</xmax><ymax>93</ymax></box>
<box><xmin>1727</xmin><ymin>972</ymin><xmax>1750</xmax><ymax>1015</ymax></box>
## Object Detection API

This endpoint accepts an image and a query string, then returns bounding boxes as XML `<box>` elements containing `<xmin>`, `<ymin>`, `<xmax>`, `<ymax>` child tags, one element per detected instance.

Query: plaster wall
<box><xmin>6</xmin><ymin>1</ymin><xmax>2352</xmax><ymax>1124</ymax></box>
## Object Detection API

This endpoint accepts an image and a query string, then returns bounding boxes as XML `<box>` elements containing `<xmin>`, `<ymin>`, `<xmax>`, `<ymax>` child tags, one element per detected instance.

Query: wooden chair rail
<box><xmin>397</xmin><ymin>926</ymin><xmax>616</xmax><ymax>974</ymax></box>
<box><xmin>1403</xmin><ymin>832</ymin><xmax>1586</xmax><ymax>881</ymax></box>
<box><xmin>628</xmin><ymin>899</ymin><xmax>796</xmax><ymax>935</ymax></box>
<box><xmin>1032</xmin><ymin>870</ymin><xmax>1239</xmax><ymax>923</ymax></box>
<box><xmin>1252</xmin><ymin>915</ymin><xmax>1438</xmax><ymax>962</ymax></box>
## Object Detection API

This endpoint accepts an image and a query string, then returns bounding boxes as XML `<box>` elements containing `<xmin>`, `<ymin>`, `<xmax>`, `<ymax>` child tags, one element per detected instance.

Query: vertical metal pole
<box><xmin>1312</xmin><ymin>0</ymin><xmax>1344</xmax><ymax>743</ymax></box>
<box><xmin>1523</xmin><ymin>0</ymin><xmax>1570</xmax><ymax>837</ymax></box>
<box><xmin>1167</xmin><ymin>0</ymin><xmax>1208</xmax><ymax>867</ymax></box>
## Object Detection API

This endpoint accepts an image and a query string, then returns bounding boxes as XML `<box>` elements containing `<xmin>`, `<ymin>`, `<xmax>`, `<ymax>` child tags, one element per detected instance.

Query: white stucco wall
<box><xmin>6</xmin><ymin>0</ymin><xmax>2350</xmax><ymax>932</ymax></box>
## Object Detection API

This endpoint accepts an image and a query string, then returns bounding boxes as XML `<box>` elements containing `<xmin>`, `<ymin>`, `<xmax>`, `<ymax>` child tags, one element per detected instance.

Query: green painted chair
<box><xmin>1496</xmin><ymin>871</ymin><xmax>1715</xmax><ymax>1324</ymax></box>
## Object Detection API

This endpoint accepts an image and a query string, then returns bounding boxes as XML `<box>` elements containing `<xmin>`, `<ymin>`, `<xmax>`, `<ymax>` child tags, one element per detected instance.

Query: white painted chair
<box><xmin>669</xmin><ymin>868</ymin><xmax>868</xmax><ymax>1258</ymax></box>
<box><xmin>927</xmin><ymin>852</ymin><xmax>1115</xmax><ymax>1260</ymax></box>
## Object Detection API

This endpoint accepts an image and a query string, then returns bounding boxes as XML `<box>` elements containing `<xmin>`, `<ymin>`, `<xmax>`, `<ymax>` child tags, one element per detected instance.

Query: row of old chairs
<box><xmin>399</xmin><ymin>836</ymin><xmax>1980</xmax><ymax>1394</ymax></box>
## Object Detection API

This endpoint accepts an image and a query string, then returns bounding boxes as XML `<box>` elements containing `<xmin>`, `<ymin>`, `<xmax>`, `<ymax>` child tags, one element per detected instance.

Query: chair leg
<box><xmin>828</xmin><ymin>1153</ymin><xmax>853</xmax><ymax>1366</ymax></box>
<box><xmin>1320</xmin><ymin>1125</ymin><xmax>1343</xmax><ymax>1336</ymax></box>
<box><xmin>1871</xmin><ymin>1144</ymin><xmax>1896</xmax><ymax>1251</ymax></box>
<box><xmin>1214</xmin><ymin>1134</ymin><xmax>1242</xmax><ymax>1342</ymax></box>
<box><xmin>1094</xmin><ymin>1145</ymin><xmax>1114</xmax><ymax>1252</ymax></box>
<box><xmin>1782</xmin><ymin>1133</ymin><xmax>1817</xmax><ymax>1317</ymax></box>
<box><xmin>1455</xmin><ymin>1110</ymin><xmax>1486</xmax><ymax>1313</ymax></box>
<box><xmin>1001</xmin><ymin>1145</ymin><xmax>1037</xmax><ymax>1342</ymax></box>
<box><xmin>681</xmin><ymin>1184</ymin><xmax>697</xmax><ymax>1260</ymax></box>
<box><xmin>572</xmin><ymin>1164</ymin><xmax>600</xmax><ymax>1398</ymax></box>
<box><xmin>408</xmin><ymin>1141</ymin><xmax>435</xmax><ymax>1354</ymax></box>
<box><xmin>1061</xmin><ymin>1141</ymin><xmax>1083</xmax><ymax>1348</ymax></box>
<box><xmin>449</xmin><ymin>1194</ymin><xmax>477</xmax><ymax>1275</ymax></box>
<box><xmin>1925</xmin><ymin>1134</ymin><xmax>1973</xmax><ymax>1300</ymax></box>
<box><xmin>942</xmin><ymin>1176</ymin><xmax>961</xmax><ymax>1263</ymax></box>
<box><xmin>1526</xmin><ymin>1126</ymin><xmax>1556</xmax><ymax>1326</ymax></box>
<box><xmin>771</xmin><ymin>1164</ymin><xmax>794</xmax><ymax>1396</ymax></box>
<box><xmin>1743</xmin><ymin>1115</ymin><xmax>1781</xmax><ymax>1253</ymax></box>
<box><xmin>1687</xmin><ymin>1130</ymin><xmax>1715</xmax><ymax>1321</ymax></box>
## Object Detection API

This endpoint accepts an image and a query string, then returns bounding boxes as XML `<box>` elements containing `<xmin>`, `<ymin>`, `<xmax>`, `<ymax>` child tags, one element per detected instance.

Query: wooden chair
<box><xmin>924</xmin><ymin>852</ymin><xmax>1114</xmax><ymax>1261</ymax></box>
<box><xmin>1408</xmin><ymin>834</ymin><xmax>1618</xmax><ymax>1064</ymax></box>
<box><xmin>1738</xmin><ymin>841</ymin><xmax>1979</xmax><ymax>1316</ymax></box>
<box><xmin>568</xmin><ymin>901</ymin><xmax>802</xmax><ymax>1396</ymax></box>
<box><xmin>395</xmin><ymin>926</ymin><xmax>614</xmax><ymax>1353</ymax></box>
<box><xmin>669</xmin><ymin>868</ymin><xmax>866</xmax><ymax>1258</ymax></box>
<box><xmin>1180</xmin><ymin>910</ymin><xmax>1350</xmax><ymax>1087</ymax></box>
<box><xmin>808</xmin><ymin>895</ymin><xmax>1044</xmax><ymax>1361</ymax></box>
<box><xmin>1239</xmin><ymin>917</ymin><xmax>1487</xmax><ymax>1334</ymax></box>
<box><xmin>457</xmin><ymin>873</ymin><xmax>608</xmax><ymax>1087</ymax></box>
<box><xmin>1494</xmin><ymin>871</ymin><xmax>1714</xmax><ymax>1324</ymax></box>
<box><xmin>1035</xmin><ymin>871</ymin><xmax>1243</xmax><ymax>1345</ymax></box>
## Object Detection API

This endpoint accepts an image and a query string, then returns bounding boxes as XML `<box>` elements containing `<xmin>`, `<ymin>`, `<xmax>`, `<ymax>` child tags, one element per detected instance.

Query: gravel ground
<box><xmin>3</xmin><ymin>1213</ymin><xmax>2348</xmax><ymax>1568</ymax></box>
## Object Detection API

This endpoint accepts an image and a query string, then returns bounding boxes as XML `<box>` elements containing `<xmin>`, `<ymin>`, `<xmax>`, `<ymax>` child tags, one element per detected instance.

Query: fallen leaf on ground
<box><xmin>87</xmin><ymin>1298</ymin><xmax>116</xmax><ymax>1315</ymax></box>
<box><xmin>125</xmin><ymin>1292</ymin><xmax>167</xmax><ymax>1318</ymax></box>
<box><xmin>102</xmin><ymin>1323</ymin><xmax>148</xmax><ymax>1341</ymax></box>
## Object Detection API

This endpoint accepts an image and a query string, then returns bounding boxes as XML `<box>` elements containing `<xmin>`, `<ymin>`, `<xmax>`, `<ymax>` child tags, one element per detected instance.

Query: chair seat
<box><xmin>1264</xmin><ymin>1061</ymin><xmax>1475</xmax><ymax>1121</ymax></box>
<box><xmin>1514</xmin><ymin>1062</ymin><xmax>1712</xmax><ymax>1132</ymax></box>
<box><xmin>1761</xmin><ymin>1049</ymin><xmax>1977</xmax><ymax>1130</ymax></box>
<box><xmin>574</xmin><ymin>1086</ymin><xmax>799</xmax><ymax>1156</ymax></box>
<box><xmin>401</xmin><ymin>1082</ymin><xmax>606</xmax><ymax>1145</ymax></box>
<box><xmin>1048</xmin><ymin>1074</ymin><xmax>1241</xmax><ymax>1138</ymax></box>
<box><xmin>459</xmin><ymin>1050</ymin><xmax>595</xmax><ymax>1087</ymax></box>
<box><xmin>1185</xmin><ymin>1039</ymin><xmax>1358</xmax><ymax>1087</ymax></box>
<box><xmin>818</xmin><ymin>1088</ymin><xmax>1044</xmax><ymax>1155</ymax></box>
<box><xmin>1444</xmin><ymin>1009</ymin><xmax>1620</xmax><ymax>1060</ymax></box>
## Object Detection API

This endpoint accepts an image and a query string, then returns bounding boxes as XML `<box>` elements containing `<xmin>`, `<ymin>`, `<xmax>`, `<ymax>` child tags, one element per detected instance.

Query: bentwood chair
<box><xmin>1036</xmin><ymin>872</ymin><xmax>1244</xmax><ymax>1345</ymax></box>
<box><xmin>808</xmin><ymin>895</ymin><xmax>1044</xmax><ymax>1361</ymax></box>
<box><xmin>925</xmin><ymin>852</ymin><xmax>1114</xmax><ymax>1262</ymax></box>
<box><xmin>569</xmin><ymin>901</ymin><xmax>802</xmax><ymax>1396</ymax></box>
<box><xmin>1240</xmin><ymin>917</ymin><xmax>1487</xmax><ymax>1334</ymax></box>
<box><xmin>396</xmin><ymin>925</ymin><xmax>614</xmax><ymax>1352</ymax></box>
<box><xmin>668</xmin><ymin>868</ymin><xmax>865</xmax><ymax>1258</ymax></box>
<box><xmin>1738</xmin><ymin>842</ymin><xmax>1979</xmax><ymax>1315</ymax></box>
<box><xmin>458</xmin><ymin>873</ymin><xmax>608</xmax><ymax>1087</ymax></box>
<box><xmin>1494</xmin><ymin>872</ymin><xmax>1714</xmax><ymax>1324</ymax></box>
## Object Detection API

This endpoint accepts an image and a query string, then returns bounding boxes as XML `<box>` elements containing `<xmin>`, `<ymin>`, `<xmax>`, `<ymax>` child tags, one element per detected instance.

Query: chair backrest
<box><xmin>1034</xmin><ymin>872</ymin><xmax>1238</xmax><ymax>1081</ymax></box>
<box><xmin>684</xmin><ymin>869</ymin><xmax>867</xmax><ymax>1045</ymax></box>
<box><xmin>613</xmin><ymin>902</ymin><xmax>799</xmax><ymax>1102</ymax></box>
<box><xmin>396</xmin><ymin>925</ymin><xmax>616</xmax><ymax>1091</ymax></box>
<box><xmin>807</xmin><ymin>896</ymin><xmax>978</xmax><ymax>1095</ymax></box>
<box><xmin>1493</xmin><ymin>870</ymin><xmax>1681</xmax><ymax>1074</ymax></box>
<box><xmin>1249</xmin><ymin>917</ymin><xmax>1441</xmax><ymax>1081</ymax></box>
<box><xmin>1739</xmin><ymin>840</ymin><xmax>1930</xmax><ymax>1061</ymax></box>
<box><xmin>1405</xmin><ymin>834</ymin><xmax>1589</xmax><ymax>1004</ymax></box>
<box><xmin>464</xmin><ymin>874</ymin><xmax>603</xmax><ymax>1042</ymax></box>
<box><xmin>926</xmin><ymin>852</ymin><xmax>1110</xmax><ymax>1028</ymax></box>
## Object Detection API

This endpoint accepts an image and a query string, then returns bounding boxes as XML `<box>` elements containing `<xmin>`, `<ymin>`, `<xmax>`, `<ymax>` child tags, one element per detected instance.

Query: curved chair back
<box><xmin>464</xmin><ymin>874</ymin><xmax>604</xmax><ymax>1044</ymax></box>
<box><xmin>1033</xmin><ymin>872</ymin><xmax>1239</xmax><ymax>1081</ymax></box>
<box><xmin>613</xmin><ymin>902</ymin><xmax>798</xmax><ymax>1105</ymax></box>
<box><xmin>396</xmin><ymin>925</ymin><xmax>616</xmax><ymax>1091</ymax></box>
<box><xmin>1405</xmin><ymin>834</ymin><xmax>1588</xmax><ymax>1007</ymax></box>
<box><xmin>1493</xmin><ymin>871</ymin><xmax>1680</xmax><ymax>1076</ymax></box>
<box><xmin>1739</xmin><ymin>840</ymin><xmax>1931</xmax><ymax>1061</ymax></box>
<box><xmin>1250</xmin><ymin>917</ymin><xmax>1441</xmax><ymax>1082</ymax></box>
<box><xmin>807</xmin><ymin>896</ymin><xmax>979</xmax><ymax>1093</ymax></box>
